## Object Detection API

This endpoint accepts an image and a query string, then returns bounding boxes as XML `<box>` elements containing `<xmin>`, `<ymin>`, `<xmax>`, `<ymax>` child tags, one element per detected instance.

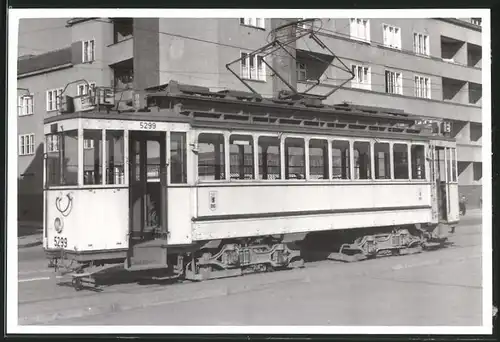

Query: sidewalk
<box><xmin>18</xmin><ymin>221</ymin><xmax>43</xmax><ymax>248</ymax></box>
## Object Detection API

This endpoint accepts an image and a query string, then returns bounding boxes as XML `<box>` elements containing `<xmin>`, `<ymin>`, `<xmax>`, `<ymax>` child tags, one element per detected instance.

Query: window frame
<box><xmin>382</xmin><ymin>23</ymin><xmax>402</xmax><ymax>50</ymax></box>
<box><xmin>82</xmin><ymin>39</ymin><xmax>96</xmax><ymax>63</ymax></box>
<box><xmin>413</xmin><ymin>32</ymin><xmax>430</xmax><ymax>56</ymax></box>
<box><xmin>330</xmin><ymin>138</ymin><xmax>352</xmax><ymax>181</ymax></box>
<box><xmin>296</xmin><ymin>62</ymin><xmax>307</xmax><ymax>82</ymax></box>
<box><xmin>373</xmin><ymin>141</ymin><xmax>392</xmax><ymax>180</ymax></box>
<box><xmin>240</xmin><ymin>52</ymin><xmax>266</xmax><ymax>82</ymax></box>
<box><xmin>19</xmin><ymin>133</ymin><xmax>35</xmax><ymax>156</ymax></box>
<box><xmin>410</xmin><ymin>143</ymin><xmax>427</xmax><ymax>181</ymax></box>
<box><xmin>46</xmin><ymin>88</ymin><xmax>63</xmax><ymax>112</ymax></box>
<box><xmin>283</xmin><ymin>134</ymin><xmax>307</xmax><ymax>181</ymax></box>
<box><xmin>77</xmin><ymin>82</ymin><xmax>97</xmax><ymax>96</ymax></box>
<box><xmin>392</xmin><ymin>142</ymin><xmax>411</xmax><ymax>180</ymax></box>
<box><xmin>349</xmin><ymin>18</ymin><xmax>371</xmax><ymax>43</ymax></box>
<box><xmin>257</xmin><ymin>133</ymin><xmax>282</xmax><ymax>181</ymax></box>
<box><xmin>351</xmin><ymin>64</ymin><xmax>371</xmax><ymax>90</ymax></box>
<box><xmin>352</xmin><ymin>139</ymin><xmax>373</xmax><ymax>181</ymax></box>
<box><xmin>385</xmin><ymin>69</ymin><xmax>403</xmax><ymax>95</ymax></box>
<box><xmin>18</xmin><ymin>94</ymin><xmax>34</xmax><ymax>116</ymax></box>
<box><xmin>228</xmin><ymin>133</ymin><xmax>255</xmax><ymax>181</ymax></box>
<box><xmin>414</xmin><ymin>74</ymin><xmax>431</xmax><ymax>99</ymax></box>
<box><xmin>196</xmin><ymin>130</ymin><xmax>227</xmax><ymax>183</ymax></box>
<box><xmin>308</xmin><ymin>138</ymin><xmax>330</xmax><ymax>181</ymax></box>
<box><xmin>240</xmin><ymin>18</ymin><xmax>265</xmax><ymax>29</ymax></box>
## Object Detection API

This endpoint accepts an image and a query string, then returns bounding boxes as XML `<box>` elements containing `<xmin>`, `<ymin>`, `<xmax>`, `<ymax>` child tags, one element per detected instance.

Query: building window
<box><xmin>229</xmin><ymin>134</ymin><xmax>254</xmax><ymax>180</ymax></box>
<box><xmin>414</xmin><ymin>75</ymin><xmax>431</xmax><ymax>99</ymax></box>
<box><xmin>382</xmin><ymin>24</ymin><xmax>401</xmax><ymax>49</ymax></box>
<box><xmin>411</xmin><ymin>145</ymin><xmax>426</xmax><ymax>180</ymax></box>
<box><xmin>351</xmin><ymin>65</ymin><xmax>371</xmax><ymax>90</ymax></box>
<box><xmin>241</xmin><ymin>53</ymin><xmax>266</xmax><ymax>81</ymax></box>
<box><xmin>353</xmin><ymin>141</ymin><xmax>371</xmax><ymax>180</ymax></box>
<box><xmin>309</xmin><ymin>139</ymin><xmax>329</xmax><ymax>180</ymax></box>
<box><xmin>258</xmin><ymin>136</ymin><xmax>281</xmax><ymax>180</ymax></box>
<box><xmin>46</xmin><ymin>88</ymin><xmax>63</xmax><ymax>112</ymax></box>
<box><xmin>84</xmin><ymin>139</ymin><xmax>95</xmax><ymax>149</ymax></box>
<box><xmin>471</xmin><ymin>18</ymin><xmax>482</xmax><ymax>26</ymax></box>
<box><xmin>374</xmin><ymin>142</ymin><xmax>390</xmax><ymax>179</ymax></box>
<box><xmin>77</xmin><ymin>82</ymin><xmax>96</xmax><ymax>96</ymax></box>
<box><xmin>350</xmin><ymin>18</ymin><xmax>370</xmax><ymax>42</ymax></box>
<box><xmin>240</xmin><ymin>18</ymin><xmax>265</xmax><ymax>29</ymax></box>
<box><xmin>198</xmin><ymin>133</ymin><xmax>226</xmax><ymax>181</ymax></box>
<box><xmin>83</xmin><ymin>39</ymin><xmax>95</xmax><ymax>63</ymax></box>
<box><xmin>331</xmin><ymin>140</ymin><xmax>350</xmax><ymax>180</ymax></box>
<box><xmin>46</xmin><ymin>134</ymin><xmax>59</xmax><ymax>152</ymax></box>
<box><xmin>297</xmin><ymin>62</ymin><xmax>307</xmax><ymax>81</ymax></box>
<box><xmin>385</xmin><ymin>70</ymin><xmax>403</xmax><ymax>95</ymax></box>
<box><xmin>285</xmin><ymin>138</ymin><xmax>305</xmax><ymax>180</ymax></box>
<box><xmin>393</xmin><ymin>143</ymin><xmax>409</xmax><ymax>179</ymax></box>
<box><xmin>413</xmin><ymin>32</ymin><xmax>430</xmax><ymax>56</ymax></box>
<box><xmin>170</xmin><ymin>132</ymin><xmax>187</xmax><ymax>184</ymax></box>
<box><xmin>19</xmin><ymin>133</ymin><xmax>35</xmax><ymax>156</ymax></box>
<box><xmin>18</xmin><ymin>95</ymin><xmax>34</xmax><ymax>116</ymax></box>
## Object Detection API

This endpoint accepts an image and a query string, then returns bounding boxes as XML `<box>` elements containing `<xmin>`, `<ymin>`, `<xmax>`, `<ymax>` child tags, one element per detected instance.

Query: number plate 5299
<box><xmin>139</xmin><ymin>122</ymin><xmax>157</xmax><ymax>130</ymax></box>
<box><xmin>54</xmin><ymin>236</ymin><xmax>68</xmax><ymax>248</ymax></box>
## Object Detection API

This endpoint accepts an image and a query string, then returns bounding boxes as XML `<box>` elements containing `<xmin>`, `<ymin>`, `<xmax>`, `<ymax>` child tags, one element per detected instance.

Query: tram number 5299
<box><xmin>140</xmin><ymin>122</ymin><xmax>156</xmax><ymax>130</ymax></box>
<box><xmin>54</xmin><ymin>236</ymin><xmax>68</xmax><ymax>248</ymax></box>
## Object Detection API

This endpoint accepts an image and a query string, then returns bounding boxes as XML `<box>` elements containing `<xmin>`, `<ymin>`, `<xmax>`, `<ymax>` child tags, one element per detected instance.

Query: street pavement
<box><xmin>16</xmin><ymin>213</ymin><xmax>484</xmax><ymax>326</ymax></box>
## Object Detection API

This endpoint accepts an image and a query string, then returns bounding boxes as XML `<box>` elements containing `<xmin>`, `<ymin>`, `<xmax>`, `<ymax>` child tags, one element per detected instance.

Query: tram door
<box><xmin>431</xmin><ymin>144</ymin><xmax>460</xmax><ymax>224</ymax></box>
<box><xmin>129</xmin><ymin>131</ymin><xmax>168</xmax><ymax>245</ymax></box>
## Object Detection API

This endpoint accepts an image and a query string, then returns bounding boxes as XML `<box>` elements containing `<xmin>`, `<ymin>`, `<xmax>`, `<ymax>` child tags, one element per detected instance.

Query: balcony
<box><xmin>105</xmin><ymin>19</ymin><xmax>134</xmax><ymax>66</ymax></box>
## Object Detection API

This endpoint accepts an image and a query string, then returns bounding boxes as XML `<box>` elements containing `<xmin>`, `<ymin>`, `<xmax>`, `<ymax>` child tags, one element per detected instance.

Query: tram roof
<box><xmin>43</xmin><ymin>81</ymin><xmax>455</xmax><ymax>141</ymax></box>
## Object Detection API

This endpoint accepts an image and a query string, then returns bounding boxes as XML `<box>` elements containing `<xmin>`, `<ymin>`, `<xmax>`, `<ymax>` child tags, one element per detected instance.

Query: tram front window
<box><xmin>83</xmin><ymin>129</ymin><xmax>103</xmax><ymax>185</ymax></box>
<box><xmin>45</xmin><ymin>130</ymin><xmax>78</xmax><ymax>186</ymax></box>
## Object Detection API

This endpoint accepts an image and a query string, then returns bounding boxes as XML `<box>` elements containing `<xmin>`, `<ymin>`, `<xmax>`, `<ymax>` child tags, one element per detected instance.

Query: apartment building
<box><xmin>17</xmin><ymin>17</ymin><xmax>483</xmax><ymax>222</ymax></box>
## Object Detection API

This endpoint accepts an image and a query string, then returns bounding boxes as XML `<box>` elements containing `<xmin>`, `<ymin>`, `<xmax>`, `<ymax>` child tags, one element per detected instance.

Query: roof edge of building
<box><xmin>435</xmin><ymin>18</ymin><xmax>482</xmax><ymax>32</ymax></box>
<box><xmin>18</xmin><ymin>63</ymin><xmax>73</xmax><ymax>79</ymax></box>
<box><xmin>66</xmin><ymin>18</ymin><xmax>99</xmax><ymax>27</ymax></box>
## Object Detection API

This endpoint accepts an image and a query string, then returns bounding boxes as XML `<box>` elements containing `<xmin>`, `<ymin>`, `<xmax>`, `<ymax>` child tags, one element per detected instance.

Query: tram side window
<box><xmin>83</xmin><ymin>129</ymin><xmax>103</xmax><ymax>185</ymax></box>
<box><xmin>374</xmin><ymin>142</ymin><xmax>390</xmax><ymax>179</ymax></box>
<box><xmin>309</xmin><ymin>139</ymin><xmax>328</xmax><ymax>180</ymax></box>
<box><xmin>45</xmin><ymin>130</ymin><xmax>78</xmax><ymax>186</ymax></box>
<box><xmin>285</xmin><ymin>138</ymin><xmax>305</xmax><ymax>180</ymax></box>
<box><xmin>353</xmin><ymin>141</ymin><xmax>371</xmax><ymax>180</ymax></box>
<box><xmin>170</xmin><ymin>132</ymin><xmax>187</xmax><ymax>184</ymax></box>
<box><xmin>105</xmin><ymin>130</ymin><xmax>125</xmax><ymax>185</ymax></box>
<box><xmin>393</xmin><ymin>143</ymin><xmax>409</xmax><ymax>179</ymax></box>
<box><xmin>258</xmin><ymin>136</ymin><xmax>281</xmax><ymax>180</ymax></box>
<box><xmin>331</xmin><ymin>140</ymin><xmax>350</xmax><ymax>179</ymax></box>
<box><xmin>229</xmin><ymin>135</ymin><xmax>254</xmax><ymax>180</ymax></box>
<box><xmin>450</xmin><ymin>148</ymin><xmax>457</xmax><ymax>182</ymax></box>
<box><xmin>411</xmin><ymin>145</ymin><xmax>426</xmax><ymax>180</ymax></box>
<box><xmin>198</xmin><ymin>133</ymin><xmax>226</xmax><ymax>181</ymax></box>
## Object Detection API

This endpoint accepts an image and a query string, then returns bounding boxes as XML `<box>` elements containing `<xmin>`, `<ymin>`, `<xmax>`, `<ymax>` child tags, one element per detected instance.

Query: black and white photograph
<box><xmin>7</xmin><ymin>8</ymin><xmax>492</xmax><ymax>334</ymax></box>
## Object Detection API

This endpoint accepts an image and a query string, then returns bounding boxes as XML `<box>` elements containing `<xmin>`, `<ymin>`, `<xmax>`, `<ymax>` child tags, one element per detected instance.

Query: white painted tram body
<box><xmin>42</xmin><ymin>82</ymin><xmax>460</xmax><ymax>286</ymax></box>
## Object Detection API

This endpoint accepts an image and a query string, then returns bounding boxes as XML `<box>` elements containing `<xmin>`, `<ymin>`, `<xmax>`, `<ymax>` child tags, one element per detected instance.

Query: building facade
<box><xmin>17</xmin><ymin>17</ymin><xmax>482</xmax><ymax>222</ymax></box>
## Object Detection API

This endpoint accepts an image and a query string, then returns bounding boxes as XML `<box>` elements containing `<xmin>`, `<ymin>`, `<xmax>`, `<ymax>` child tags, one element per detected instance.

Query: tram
<box><xmin>42</xmin><ymin>81</ymin><xmax>459</xmax><ymax>290</ymax></box>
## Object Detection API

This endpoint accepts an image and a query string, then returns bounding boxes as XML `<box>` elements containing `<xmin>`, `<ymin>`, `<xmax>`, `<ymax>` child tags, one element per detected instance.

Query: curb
<box><xmin>19</xmin><ymin>240</ymin><xmax>43</xmax><ymax>249</ymax></box>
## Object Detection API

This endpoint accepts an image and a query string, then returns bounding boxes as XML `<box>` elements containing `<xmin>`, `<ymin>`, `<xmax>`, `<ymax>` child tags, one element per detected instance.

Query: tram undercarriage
<box><xmin>49</xmin><ymin>222</ymin><xmax>452</xmax><ymax>292</ymax></box>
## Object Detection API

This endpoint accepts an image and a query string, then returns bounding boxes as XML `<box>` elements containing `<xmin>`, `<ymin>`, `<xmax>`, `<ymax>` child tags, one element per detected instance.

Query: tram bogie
<box><xmin>42</xmin><ymin>81</ymin><xmax>460</xmax><ymax>291</ymax></box>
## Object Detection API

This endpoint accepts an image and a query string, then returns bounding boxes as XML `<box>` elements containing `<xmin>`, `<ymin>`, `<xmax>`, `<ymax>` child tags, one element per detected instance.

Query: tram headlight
<box><xmin>54</xmin><ymin>217</ymin><xmax>63</xmax><ymax>234</ymax></box>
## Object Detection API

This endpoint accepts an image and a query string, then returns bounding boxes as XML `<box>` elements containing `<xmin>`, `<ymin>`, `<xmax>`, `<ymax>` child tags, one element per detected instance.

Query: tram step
<box><xmin>128</xmin><ymin>245</ymin><xmax>168</xmax><ymax>270</ymax></box>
